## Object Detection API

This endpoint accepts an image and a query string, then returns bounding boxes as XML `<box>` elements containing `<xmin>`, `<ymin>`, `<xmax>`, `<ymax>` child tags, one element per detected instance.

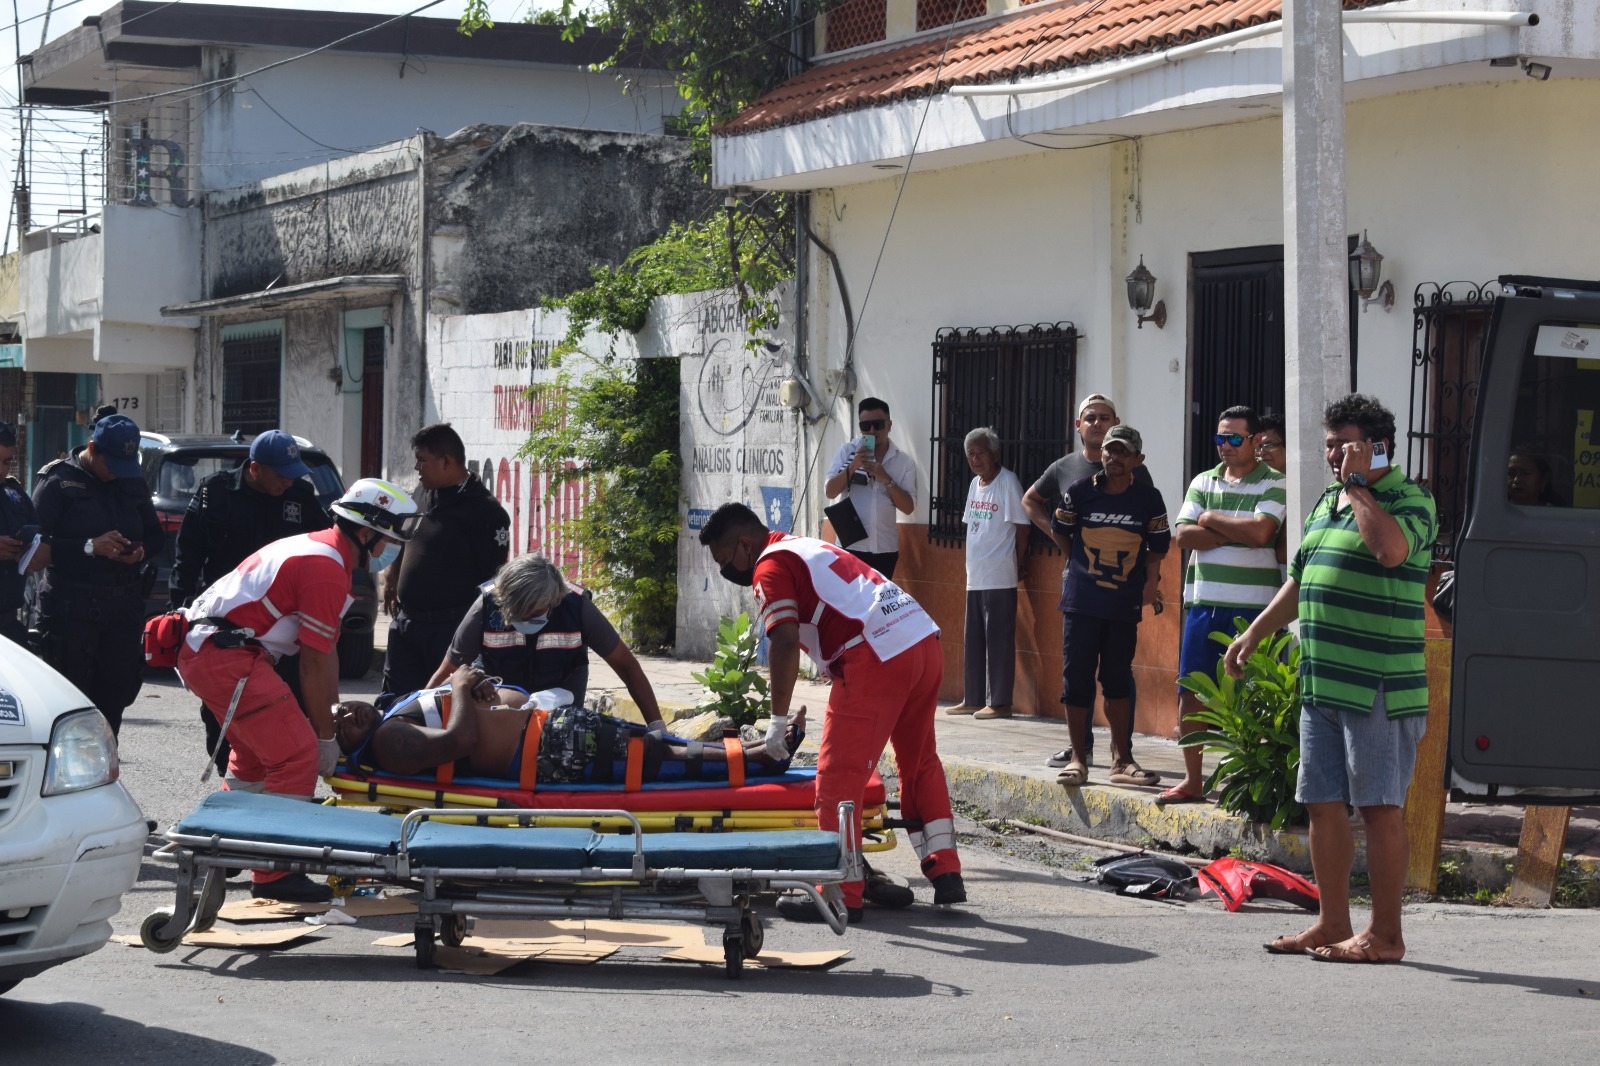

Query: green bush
<box><xmin>1178</xmin><ymin>625</ymin><xmax>1306</xmax><ymax>829</ymax></box>
<box><xmin>691</xmin><ymin>613</ymin><xmax>770</xmax><ymax>727</ymax></box>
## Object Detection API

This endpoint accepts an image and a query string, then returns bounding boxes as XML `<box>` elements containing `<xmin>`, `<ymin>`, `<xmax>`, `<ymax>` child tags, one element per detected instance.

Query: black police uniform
<box><xmin>0</xmin><ymin>475</ymin><xmax>40</xmax><ymax>645</ymax></box>
<box><xmin>382</xmin><ymin>473</ymin><xmax>509</xmax><ymax>694</ymax></box>
<box><xmin>32</xmin><ymin>451</ymin><xmax>164</xmax><ymax>736</ymax></box>
<box><xmin>170</xmin><ymin>466</ymin><xmax>331</xmax><ymax>772</ymax></box>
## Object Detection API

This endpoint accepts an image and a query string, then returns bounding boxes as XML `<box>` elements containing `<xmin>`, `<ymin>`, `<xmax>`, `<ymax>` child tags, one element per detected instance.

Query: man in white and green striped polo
<box><xmin>1163</xmin><ymin>406</ymin><xmax>1286</xmax><ymax>805</ymax></box>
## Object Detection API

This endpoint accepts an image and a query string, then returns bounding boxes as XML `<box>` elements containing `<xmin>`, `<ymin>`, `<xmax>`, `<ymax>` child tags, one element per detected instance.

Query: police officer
<box><xmin>0</xmin><ymin>422</ymin><xmax>48</xmax><ymax>644</ymax></box>
<box><xmin>32</xmin><ymin>412</ymin><xmax>163</xmax><ymax>737</ymax></box>
<box><xmin>381</xmin><ymin>423</ymin><xmax>509</xmax><ymax>694</ymax></box>
<box><xmin>169</xmin><ymin>429</ymin><xmax>330</xmax><ymax>773</ymax></box>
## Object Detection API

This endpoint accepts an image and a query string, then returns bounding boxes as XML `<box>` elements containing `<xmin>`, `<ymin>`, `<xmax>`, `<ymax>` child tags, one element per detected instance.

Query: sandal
<box><xmin>1055</xmin><ymin>763</ymin><xmax>1088</xmax><ymax>787</ymax></box>
<box><xmin>1108</xmin><ymin>764</ymin><xmax>1161</xmax><ymax>787</ymax></box>
<box><xmin>1153</xmin><ymin>786</ymin><xmax>1207</xmax><ymax>806</ymax></box>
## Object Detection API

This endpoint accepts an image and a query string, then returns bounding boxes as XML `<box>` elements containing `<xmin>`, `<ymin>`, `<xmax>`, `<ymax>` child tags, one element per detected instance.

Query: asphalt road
<box><xmin>4</xmin><ymin>670</ymin><xmax>1599</xmax><ymax>1064</ymax></box>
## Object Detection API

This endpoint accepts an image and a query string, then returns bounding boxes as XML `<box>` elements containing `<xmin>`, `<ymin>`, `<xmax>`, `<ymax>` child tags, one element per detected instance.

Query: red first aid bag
<box><xmin>142</xmin><ymin>611</ymin><xmax>190</xmax><ymax>668</ymax></box>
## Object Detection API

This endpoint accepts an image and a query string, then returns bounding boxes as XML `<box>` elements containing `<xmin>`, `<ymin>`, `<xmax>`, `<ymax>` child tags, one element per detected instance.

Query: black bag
<box><xmin>1432</xmin><ymin>566</ymin><xmax>1456</xmax><ymax>622</ymax></box>
<box><xmin>1093</xmin><ymin>854</ymin><xmax>1197</xmax><ymax>901</ymax></box>
<box><xmin>824</xmin><ymin>496</ymin><xmax>869</xmax><ymax>547</ymax></box>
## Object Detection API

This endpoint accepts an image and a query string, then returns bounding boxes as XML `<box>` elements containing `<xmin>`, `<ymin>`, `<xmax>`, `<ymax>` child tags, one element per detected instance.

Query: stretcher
<box><xmin>143</xmin><ymin>791</ymin><xmax>861</xmax><ymax>977</ymax></box>
<box><xmin>325</xmin><ymin>763</ymin><xmax>897</xmax><ymax>850</ymax></box>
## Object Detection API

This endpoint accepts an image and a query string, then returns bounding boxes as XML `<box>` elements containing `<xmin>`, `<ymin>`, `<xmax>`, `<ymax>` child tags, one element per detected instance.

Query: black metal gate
<box><xmin>1406</xmin><ymin>280</ymin><xmax>1495</xmax><ymax>563</ymax></box>
<box><xmin>1189</xmin><ymin>247</ymin><xmax>1286</xmax><ymax>481</ymax></box>
<box><xmin>928</xmin><ymin>322</ymin><xmax>1076</xmax><ymax>548</ymax></box>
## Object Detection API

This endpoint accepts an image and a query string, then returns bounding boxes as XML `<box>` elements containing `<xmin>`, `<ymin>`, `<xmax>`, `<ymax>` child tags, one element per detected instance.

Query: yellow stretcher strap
<box><xmin>517</xmin><ymin>710</ymin><xmax>546</xmax><ymax>792</ymax></box>
<box><xmin>624</xmin><ymin>736</ymin><xmax>645</xmax><ymax>792</ymax></box>
<box><xmin>724</xmin><ymin>737</ymin><xmax>745</xmax><ymax>789</ymax></box>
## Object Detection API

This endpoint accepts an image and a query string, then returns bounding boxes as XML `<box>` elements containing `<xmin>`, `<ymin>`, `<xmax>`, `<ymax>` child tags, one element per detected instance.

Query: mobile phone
<box><xmin>13</xmin><ymin>524</ymin><xmax>37</xmax><ymax>541</ymax></box>
<box><xmin>1369</xmin><ymin>440</ymin><xmax>1390</xmax><ymax>471</ymax></box>
<box><xmin>858</xmin><ymin>435</ymin><xmax>876</xmax><ymax>456</ymax></box>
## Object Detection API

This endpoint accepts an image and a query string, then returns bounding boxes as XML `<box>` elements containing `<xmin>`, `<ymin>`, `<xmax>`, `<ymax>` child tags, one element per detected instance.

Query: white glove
<box><xmin>317</xmin><ymin>738</ymin><xmax>342</xmax><ymax>778</ymax></box>
<box><xmin>764</xmin><ymin>714</ymin><xmax>790</xmax><ymax>759</ymax></box>
<box><xmin>647</xmin><ymin>718</ymin><xmax>666</xmax><ymax>736</ymax></box>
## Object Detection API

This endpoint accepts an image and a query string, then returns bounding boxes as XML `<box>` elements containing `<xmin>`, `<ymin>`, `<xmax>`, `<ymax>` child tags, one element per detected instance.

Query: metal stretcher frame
<box><xmin>142</xmin><ymin>794</ymin><xmax>861</xmax><ymax>977</ymax></box>
<box><xmin>323</xmin><ymin>767</ymin><xmax>900</xmax><ymax>852</ymax></box>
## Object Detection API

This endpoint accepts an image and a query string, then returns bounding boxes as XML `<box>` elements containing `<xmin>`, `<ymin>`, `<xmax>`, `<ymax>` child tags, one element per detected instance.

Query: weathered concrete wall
<box><xmin>430</xmin><ymin>124</ymin><xmax>715</xmax><ymax>316</ymax></box>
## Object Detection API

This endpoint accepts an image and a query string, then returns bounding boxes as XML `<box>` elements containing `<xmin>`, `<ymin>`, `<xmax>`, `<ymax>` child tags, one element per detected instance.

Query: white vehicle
<box><xmin>0</xmin><ymin>635</ymin><xmax>146</xmax><ymax>996</ymax></box>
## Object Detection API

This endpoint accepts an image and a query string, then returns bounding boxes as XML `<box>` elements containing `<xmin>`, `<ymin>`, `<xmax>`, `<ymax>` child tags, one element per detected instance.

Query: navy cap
<box><xmin>91</xmin><ymin>414</ymin><xmax>143</xmax><ymax>479</ymax></box>
<box><xmin>250</xmin><ymin>430</ymin><xmax>311</xmax><ymax>480</ymax></box>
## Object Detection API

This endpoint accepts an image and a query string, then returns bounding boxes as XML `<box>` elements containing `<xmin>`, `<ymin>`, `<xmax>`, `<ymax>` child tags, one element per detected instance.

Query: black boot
<box><xmin>931</xmin><ymin>871</ymin><xmax>967</xmax><ymax>907</ymax></box>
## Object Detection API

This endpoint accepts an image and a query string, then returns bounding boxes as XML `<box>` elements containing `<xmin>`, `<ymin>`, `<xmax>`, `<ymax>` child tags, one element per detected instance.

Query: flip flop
<box><xmin>1264</xmin><ymin>933</ymin><xmax>1319</xmax><ymax>955</ymax></box>
<box><xmin>1108</xmin><ymin>764</ymin><xmax>1161</xmax><ymax>787</ymax></box>
<box><xmin>1307</xmin><ymin>939</ymin><xmax>1400</xmax><ymax>964</ymax></box>
<box><xmin>1055</xmin><ymin>763</ymin><xmax>1088</xmax><ymax>787</ymax></box>
<box><xmin>1153</xmin><ymin>787</ymin><xmax>1207</xmax><ymax>806</ymax></box>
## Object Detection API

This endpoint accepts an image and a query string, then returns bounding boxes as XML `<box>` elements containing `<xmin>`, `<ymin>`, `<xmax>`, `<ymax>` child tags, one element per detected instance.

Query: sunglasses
<box><xmin>859</xmin><ymin>419</ymin><xmax>887</xmax><ymax>432</ymax></box>
<box><xmin>1214</xmin><ymin>433</ymin><xmax>1249</xmax><ymax>447</ymax></box>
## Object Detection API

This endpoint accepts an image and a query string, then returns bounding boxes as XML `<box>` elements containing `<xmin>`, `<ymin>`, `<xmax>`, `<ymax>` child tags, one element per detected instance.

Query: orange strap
<box><xmin>434</xmin><ymin>693</ymin><xmax>454</xmax><ymax>787</ymax></box>
<box><xmin>724</xmin><ymin>737</ymin><xmax>745</xmax><ymax>788</ymax></box>
<box><xmin>624</xmin><ymin>736</ymin><xmax>645</xmax><ymax>792</ymax></box>
<box><xmin>517</xmin><ymin>710</ymin><xmax>546</xmax><ymax>792</ymax></box>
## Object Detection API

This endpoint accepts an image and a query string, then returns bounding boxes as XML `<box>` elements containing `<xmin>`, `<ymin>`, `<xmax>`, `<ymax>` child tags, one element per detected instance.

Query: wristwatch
<box><xmin>1344</xmin><ymin>472</ymin><xmax>1369</xmax><ymax>490</ymax></box>
<box><xmin>83</xmin><ymin>537</ymin><xmax>95</xmax><ymax>556</ymax></box>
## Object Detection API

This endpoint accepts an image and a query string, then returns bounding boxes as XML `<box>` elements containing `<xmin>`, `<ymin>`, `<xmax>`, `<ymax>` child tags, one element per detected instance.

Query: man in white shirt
<box><xmin>947</xmin><ymin>427</ymin><xmax>1030</xmax><ymax>720</ymax></box>
<box><xmin>823</xmin><ymin>397</ymin><xmax>916</xmax><ymax>579</ymax></box>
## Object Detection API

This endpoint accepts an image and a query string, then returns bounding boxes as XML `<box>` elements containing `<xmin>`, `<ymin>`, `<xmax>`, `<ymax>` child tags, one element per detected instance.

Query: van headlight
<box><xmin>42</xmin><ymin>710</ymin><xmax>119</xmax><ymax>796</ymax></box>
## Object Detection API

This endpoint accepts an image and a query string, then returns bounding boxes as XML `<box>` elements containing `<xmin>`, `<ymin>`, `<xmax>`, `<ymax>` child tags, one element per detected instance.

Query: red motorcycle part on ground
<box><xmin>1196</xmin><ymin>857</ymin><xmax>1319</xmax><ymax>912</ymax></box>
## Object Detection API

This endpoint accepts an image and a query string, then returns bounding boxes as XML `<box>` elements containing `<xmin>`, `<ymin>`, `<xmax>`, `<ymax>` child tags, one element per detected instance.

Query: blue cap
<box><xmin>91</xmin><ymin>414</ymin><xmax>143</xmax><ymax>479</ymax></box>
<box><xmin>250</xmin><ymin>430</ymin><xmax>311</xmax><ymax>480</ymax></box>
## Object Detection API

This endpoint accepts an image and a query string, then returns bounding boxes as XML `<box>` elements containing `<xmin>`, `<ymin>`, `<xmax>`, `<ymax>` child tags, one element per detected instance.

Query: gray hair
<box><xmin>493</xmin><ymin>554</ymin><xmax>568</xmax><ymax>620</ymax></box>
<box><xmin>963</xmin><ymin>426</ymin><xmax>1000</xmax><ymax>456</ymax></box>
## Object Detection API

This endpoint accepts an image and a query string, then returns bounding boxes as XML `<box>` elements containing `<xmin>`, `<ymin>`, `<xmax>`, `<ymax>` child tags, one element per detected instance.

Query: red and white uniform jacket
<box><xmin>184</xmin><ymin>527</ymin><xmax>355</xmax><ymax>659</ymax></box>
<box><xmin>753</xmin><ymin>532</ymin><xmax>938</xmax><ymax>677</ymax></box>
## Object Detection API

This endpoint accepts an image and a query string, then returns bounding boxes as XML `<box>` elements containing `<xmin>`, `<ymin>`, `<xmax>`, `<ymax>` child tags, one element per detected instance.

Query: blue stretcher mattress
<box><xmin>175</xmin><ymin>792</ymin><xmax>842</xmax><ymax>870</ymax></box>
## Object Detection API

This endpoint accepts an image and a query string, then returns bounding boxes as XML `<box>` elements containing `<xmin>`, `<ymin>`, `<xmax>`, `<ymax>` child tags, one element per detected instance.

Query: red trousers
<box><xmin>816</xmin><ymin>634</ymin><xmax>960</xmax><ymax>907</ymax></box>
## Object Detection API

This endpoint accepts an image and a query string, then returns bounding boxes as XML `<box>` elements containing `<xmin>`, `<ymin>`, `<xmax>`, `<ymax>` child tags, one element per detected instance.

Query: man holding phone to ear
<box><xmin>0</xmin><ymin>422</ymin><xmax>48</xmax><ymax>644</ymax></box>
<box><xmin>824</xmin><ymin>397</ymin><xmax>916</xmax><ymax>579</ymax></box>
<box><xmin>1223</xmin><ymin>394</ymin><xmax>1436</xmax><ymax>964</ymax></box>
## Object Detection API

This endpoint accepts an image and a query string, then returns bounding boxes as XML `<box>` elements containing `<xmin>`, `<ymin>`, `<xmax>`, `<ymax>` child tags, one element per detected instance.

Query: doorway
<box><xmin>1187</xmin><ymin>246</ymin><xmax>1286</xmax><ymax>481</ymax></box>
<box><xmin>358</xmin><ymin>327</ymin><xmax>386</xmax><ymax>479</ymax></box>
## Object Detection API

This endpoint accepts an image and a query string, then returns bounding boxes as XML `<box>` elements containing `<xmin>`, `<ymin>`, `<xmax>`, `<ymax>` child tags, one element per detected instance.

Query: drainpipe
<box><xmin>948</xmin><ymin>9</ymin><xmax>1538</xmax><ymax>98</ymax></box>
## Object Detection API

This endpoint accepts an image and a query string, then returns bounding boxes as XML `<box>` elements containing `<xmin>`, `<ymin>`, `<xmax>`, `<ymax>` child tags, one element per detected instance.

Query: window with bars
<box><xmin>824</xmin><ymin>0</ymin><xmax>887</xmax><ymax>52</ymax></box>
<box><xmin>1406</xmin><ymin>281</ymin><xmax>1494</xmax><ymax>564</ymax></box>
<box><xmin>221</xmin><ymin>332</ymin><xmax>282</xmax><ymax>436</ymax></box>
<box><xmin>928</xmin><ymin>322</ymin><xmax>1077</xmax><ymax>548</ymax></box>
<box><xmin>918</xmin><ymin>0</ymin><xmax>985</xmax><ymax>31</ymax></box>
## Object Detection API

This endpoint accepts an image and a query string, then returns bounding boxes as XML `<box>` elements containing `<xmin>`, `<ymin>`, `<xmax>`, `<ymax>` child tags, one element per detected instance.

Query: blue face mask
<box><xmin>368</xmin><ymin>542</ymin><xmax>401</xmax><ymax>573</ymax></box>
<box><xmin>510</xmin><ymin>614</ymin><xmax>549</xmax><ymax>636</ymax></box>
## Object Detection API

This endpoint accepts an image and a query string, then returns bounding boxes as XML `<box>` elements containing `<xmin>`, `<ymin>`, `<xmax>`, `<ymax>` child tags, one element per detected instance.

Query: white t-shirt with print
<box><xmin>963</xmin><ymin>467</ymin><xmax>1028</xmax><ymax>590</ymax></box>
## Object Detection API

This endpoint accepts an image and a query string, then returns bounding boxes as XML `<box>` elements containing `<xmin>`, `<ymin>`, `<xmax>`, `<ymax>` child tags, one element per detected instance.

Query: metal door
<box><xmin>1451</xmin><ymin>279</ymin><xmax>1600</xmax><ymax>790</ymax></box>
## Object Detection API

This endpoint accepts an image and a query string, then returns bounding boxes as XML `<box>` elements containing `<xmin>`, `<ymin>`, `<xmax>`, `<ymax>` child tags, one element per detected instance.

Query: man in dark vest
<box><xmin>0</xmin><ymin>422</ymin><xmax>47</xmax><ymax>645</ymax></box>
<box><xmin>425</xmin><ymin>553</ymin><xmax>663</xmax><ymax>729</ymax></box>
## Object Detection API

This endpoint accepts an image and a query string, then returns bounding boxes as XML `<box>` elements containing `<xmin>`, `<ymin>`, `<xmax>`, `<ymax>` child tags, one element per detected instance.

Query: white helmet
<box><xmin>330</xmin><ymin>478</ymin><xmax>421</xmax><ymax>541</ymax></box>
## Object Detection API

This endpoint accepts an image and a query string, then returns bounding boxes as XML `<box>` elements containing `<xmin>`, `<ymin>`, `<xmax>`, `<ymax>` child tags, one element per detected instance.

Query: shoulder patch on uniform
<box><xmin>283</xmin><ymin>501</ymin><xmax>302</xmax><ymax>524</ymax></box>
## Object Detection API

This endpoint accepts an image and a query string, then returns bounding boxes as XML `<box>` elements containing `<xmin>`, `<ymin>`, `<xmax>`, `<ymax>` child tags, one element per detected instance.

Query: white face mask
<box><xmin>368</xmin><ymin>542</ymin><xmax>401</xmax><ymax>573</ymax></box>
<box><xmin>509</xmin><ymin>614</ymin><xmax>549</xmax><ymax>636</ymax></box>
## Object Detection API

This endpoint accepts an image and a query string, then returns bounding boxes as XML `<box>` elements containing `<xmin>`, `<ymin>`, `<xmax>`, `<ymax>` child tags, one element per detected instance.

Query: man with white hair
<box><xmin>946</xmin><ymin>427</ymin><xmax>1029</xmax><ymax>720</ymax></box>
<box><xmin>426</xmin><ymin>553</ymin><xmax>664</xmax><ymax>729</ymax></box>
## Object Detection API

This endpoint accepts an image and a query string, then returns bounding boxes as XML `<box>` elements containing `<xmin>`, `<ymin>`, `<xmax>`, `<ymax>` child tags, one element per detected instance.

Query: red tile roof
<box><xmin>720</xmin><ymin>0</ymin><xmax>1389</xmax><ymax>136</ymax></box>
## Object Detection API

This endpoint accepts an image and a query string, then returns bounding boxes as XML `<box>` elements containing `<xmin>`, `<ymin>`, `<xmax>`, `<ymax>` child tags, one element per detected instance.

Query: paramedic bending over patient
<box><xmin>337</xmin><ymin>664</ymin><xmax>803</xmax><ymax>783</ymax></box>
<box><xmin>424</xmin><ymin>553</ymin><xmax>664</xmax><ymax>730</ymax></box>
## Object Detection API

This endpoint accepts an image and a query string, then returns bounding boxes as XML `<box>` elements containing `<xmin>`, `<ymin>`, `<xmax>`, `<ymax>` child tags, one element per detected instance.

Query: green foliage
<box><xmin>518</xmin><ymin>357</ymin><xmax>681</xmax><ymax>650</ymax></box>
<box><xmin>457</xmin><ymin>0</ymin><xmax>494</xmax><ymax>35</ymax></box>
<box><xmin>691</xmin><ymin>613</ymin><xmax>771</xmax><ymax>726</ymax></box>
<box><xmin>1179</xmin><ymin>624</ymin><xmax>1306</xmax><ymax>830</ymax></box>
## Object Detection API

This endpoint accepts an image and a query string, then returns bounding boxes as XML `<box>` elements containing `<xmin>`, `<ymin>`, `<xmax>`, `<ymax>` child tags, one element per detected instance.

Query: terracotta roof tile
<box><xmin>719</xmin><ymin>0</ymin><xmax>1389</xmax><ymax>136</ymax></box>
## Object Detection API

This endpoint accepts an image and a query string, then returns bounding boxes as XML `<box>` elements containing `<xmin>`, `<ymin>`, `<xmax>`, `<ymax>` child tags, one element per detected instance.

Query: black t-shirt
<box><xmin>1031</xmin><ymin>450</ymin><xmax>1153</xmax><ymax>501</ymax></box>
<box><xmin>394</xmin><ymin>475</ymin><xmax>511</xmax><ymax>614</ymax></box>
<box><xmin>1054</xmin><ymin>473</ymin><xmax>1171</xmax><ymax>622</ymax></box>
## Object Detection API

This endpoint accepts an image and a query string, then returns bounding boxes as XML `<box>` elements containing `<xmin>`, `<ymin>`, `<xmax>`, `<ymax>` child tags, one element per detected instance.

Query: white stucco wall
<box><xmin>802</xmin><ymin>75</ymin><xmax>1600</xmax><ymax>518</ymax></box>
<box><xmin>200</xmin><ymin>47</ymin><xmax>682</xmax><ymax>190</ymax></box>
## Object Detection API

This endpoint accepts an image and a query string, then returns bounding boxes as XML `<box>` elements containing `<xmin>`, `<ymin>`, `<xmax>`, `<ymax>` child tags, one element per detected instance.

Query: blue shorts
<box><xmin>1296</xmin><ymin>686</ymin><xmax>1428</xmax><ymax>808</ymax></box>
<box><xmin>1178</xmin><ymin>604</ymin><xmax>1261</xmax><ymax>687</ymax></box>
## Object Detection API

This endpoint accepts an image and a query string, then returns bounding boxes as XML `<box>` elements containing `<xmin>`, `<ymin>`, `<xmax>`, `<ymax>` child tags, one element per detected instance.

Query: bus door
<box><xmin>1451</xmin><ymin>279</ymin><xmax>1600</xmax><ymax>791</ymax></box>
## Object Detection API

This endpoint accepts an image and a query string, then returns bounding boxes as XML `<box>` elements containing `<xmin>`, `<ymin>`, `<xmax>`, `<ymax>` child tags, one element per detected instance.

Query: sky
<box><xmin>0</xmin><ymin>0</ymin><xmax>548</xmax><ymax>251</ymax></box>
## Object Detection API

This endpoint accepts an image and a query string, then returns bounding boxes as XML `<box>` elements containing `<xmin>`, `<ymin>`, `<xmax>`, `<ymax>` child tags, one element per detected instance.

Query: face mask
<box><xmin>510</xmin><ymin>614</ymin><xmax>549</xmax><ymax>636</ymax></box>
<box><xmin>368</xmin><ymin>542</ymin><xmax>401</xmax><ymax>573</ymax></box>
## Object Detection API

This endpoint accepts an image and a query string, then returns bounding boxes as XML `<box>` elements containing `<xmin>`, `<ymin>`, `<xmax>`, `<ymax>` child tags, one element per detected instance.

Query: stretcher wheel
<box><xmin>191</xmin><ymin>869</ymin><xmax>227</xmax><ymax>934</ymax></box>
<box><xmin>140</xmin><ymin>907</ymin><xmax>185</xmax><ymax>954</ymax></box>
<box><xmin>414</xmin><ymin>923</ymin><xmax>436</xmax><ymax>969</ymax></box>
<box><xmin>440</xmin><ymin>914</ymin><xmax>467</xmax><ymax>948</ymax></box>
<box><xmin>740</xmin><ymin>912</ymin><xmax>764</xmax><ymax>958</ymax></box>
<box><xmin>722</xmin><ymin>933</ymin><xmax>743</xmax><ymax>979</ymax></box>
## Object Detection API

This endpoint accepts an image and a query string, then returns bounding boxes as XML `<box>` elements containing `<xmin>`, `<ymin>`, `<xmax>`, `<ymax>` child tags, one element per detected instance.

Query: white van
<box><xmin>0</xmin><ymin>635</ymin><xmax>146</xmax><ymax>996</ymax></box>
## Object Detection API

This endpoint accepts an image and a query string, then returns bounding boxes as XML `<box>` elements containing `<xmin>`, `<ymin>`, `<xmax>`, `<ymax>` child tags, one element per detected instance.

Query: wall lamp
<box><xmin>1349</xmin><ymin>230</ymin><xmax>1395</xmax><ymax>313</ymax></box>
<box><xmin>1125</xmin><ymin>256</ymin><xmax>1166</xmax><ymax>329</ymax></box>
<box><xmin>1523</xmin><ymin>60</ymin><xmax>1552</xmax><ymax>81</ymax></box>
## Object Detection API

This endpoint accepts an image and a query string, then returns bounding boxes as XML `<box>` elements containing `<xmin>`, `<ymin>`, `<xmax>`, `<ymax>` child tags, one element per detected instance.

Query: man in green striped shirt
<box><xmin>1165</xmin><ymin>406</ymin><xmax>1286</xmax><ymax>805</ymax></box>
<box><xmin>1224</xmin><ymin>394</ymin><xmax>1437</xmax><ymax>965</ymax></box>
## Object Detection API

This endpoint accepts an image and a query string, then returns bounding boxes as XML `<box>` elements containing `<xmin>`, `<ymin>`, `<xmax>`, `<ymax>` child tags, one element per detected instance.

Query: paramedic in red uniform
<box><xmin>698</xmin><ymin>502</ymin><xmax>965</xmax><ymax>922</ymax></box>
<box><xmin>176</xmin><ymin>478</ymin><xmax>419</xmax><ymax>903</ymax></box>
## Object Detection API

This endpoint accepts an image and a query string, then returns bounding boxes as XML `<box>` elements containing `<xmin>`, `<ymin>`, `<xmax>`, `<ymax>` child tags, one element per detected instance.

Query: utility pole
<box><xmin>1281</xmin><ymin>0</ymin><xmax>1349</xmax><ymax>547</ymax></box>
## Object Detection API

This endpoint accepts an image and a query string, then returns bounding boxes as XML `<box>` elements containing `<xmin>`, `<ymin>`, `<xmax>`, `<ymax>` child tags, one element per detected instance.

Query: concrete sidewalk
<box><xmin>371</xmin><ymin>628</ymin><xmax>1598</xmax><ymax>896</ymax></box>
